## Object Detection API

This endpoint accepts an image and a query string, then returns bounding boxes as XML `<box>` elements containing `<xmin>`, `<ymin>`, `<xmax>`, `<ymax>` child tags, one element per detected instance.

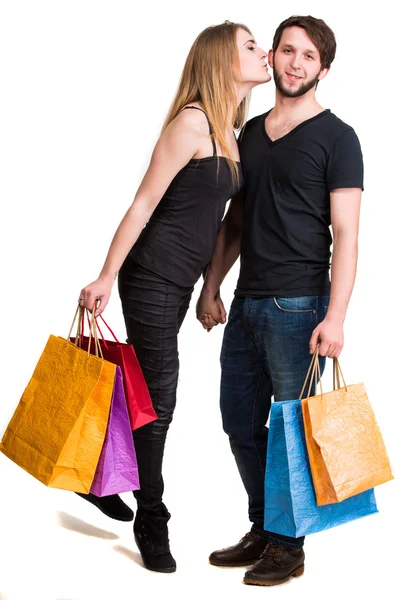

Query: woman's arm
<box><xmin>79</xmin><ymin>109</ymin><xmax>207</xmax><ymax>315</ymax></box>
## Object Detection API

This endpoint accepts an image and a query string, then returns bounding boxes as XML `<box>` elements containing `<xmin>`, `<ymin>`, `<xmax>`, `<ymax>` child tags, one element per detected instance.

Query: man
<box><xmin>196</xmin><ymin>15</ymin><xmax>363</xmax><ymax>586</ymax></box>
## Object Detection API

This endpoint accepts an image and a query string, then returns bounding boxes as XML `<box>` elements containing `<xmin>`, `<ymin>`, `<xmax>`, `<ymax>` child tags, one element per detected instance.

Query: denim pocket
<box><xmin>273</xmin><ymin>296</ymin><xmax>318</xmax><ymax>314</ymax></box>
<box><xmin>228</xmin><ymin>297</ymin><xmax>244</xmax><ymax>322</ymax></box>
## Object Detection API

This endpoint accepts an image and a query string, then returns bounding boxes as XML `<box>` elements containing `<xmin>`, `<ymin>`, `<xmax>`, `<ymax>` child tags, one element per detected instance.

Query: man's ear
<box><xmin>318</xmin><ymin>67</ymin><xmax>330</xmax><ymax>81</ymax></box>
<box><xmin>268</xmin><ymin>49</ymin><xmax>274</xmax><ymax>69</ymax></box>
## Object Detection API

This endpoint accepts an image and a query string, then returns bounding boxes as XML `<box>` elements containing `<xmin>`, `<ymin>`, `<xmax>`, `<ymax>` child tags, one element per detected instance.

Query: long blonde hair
<box><xmin>162</xmin><ymin>21</ymin><xmax>252</xmax><ymax>183</ymax></box>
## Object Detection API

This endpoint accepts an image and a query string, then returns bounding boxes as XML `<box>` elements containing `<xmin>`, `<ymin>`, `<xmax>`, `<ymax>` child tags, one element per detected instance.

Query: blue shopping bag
<box><xmin>264</xmin><ymin>400</ymin><xmax>378</xmax><ymax>537</ymax></box>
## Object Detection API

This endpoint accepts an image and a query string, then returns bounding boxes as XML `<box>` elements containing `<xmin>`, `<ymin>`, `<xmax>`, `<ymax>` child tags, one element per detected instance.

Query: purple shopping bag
<box><xmin>91</xmin><ymin>366</ymin><xmax>140</xmax><ymax>496</ymax></box>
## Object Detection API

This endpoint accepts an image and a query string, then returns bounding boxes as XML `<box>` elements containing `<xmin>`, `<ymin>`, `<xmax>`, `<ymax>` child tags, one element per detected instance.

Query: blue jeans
<box><xmin>220</xmin><ymin>295</ymin><xmax>329</xmax><ymax>549</ymax></box>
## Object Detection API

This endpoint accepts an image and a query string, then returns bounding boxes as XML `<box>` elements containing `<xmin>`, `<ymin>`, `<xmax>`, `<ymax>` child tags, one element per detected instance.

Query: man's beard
<box><xmin>273</xmin><ymin>69</ymin><xmax>320</xmax><ymax>98</ymax></box>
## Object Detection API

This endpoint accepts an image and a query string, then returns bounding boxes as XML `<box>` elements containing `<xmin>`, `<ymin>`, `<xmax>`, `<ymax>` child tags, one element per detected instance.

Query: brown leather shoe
<box><xmin>209</xmin><ymin>531</ymin><xmax>269</xmax><ymax>567</ymax></box>
<box><xmin>243</xmin><ymin>543</ymin><xmax>305</xmax><ymax>586</ymax></box>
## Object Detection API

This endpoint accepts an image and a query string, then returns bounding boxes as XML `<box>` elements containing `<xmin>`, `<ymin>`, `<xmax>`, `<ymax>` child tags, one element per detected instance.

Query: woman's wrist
<box><xmin>99</xmin><ymin>270</ymin><xmax>118</xmax><ymax>283</ymax></box>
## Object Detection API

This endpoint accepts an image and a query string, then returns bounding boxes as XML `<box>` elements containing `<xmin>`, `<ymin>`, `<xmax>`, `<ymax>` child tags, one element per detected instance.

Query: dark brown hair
<box><xmin>272</xmin><ymin>15</ymin><xmax>336</xmax><ymax>69</ymax></box>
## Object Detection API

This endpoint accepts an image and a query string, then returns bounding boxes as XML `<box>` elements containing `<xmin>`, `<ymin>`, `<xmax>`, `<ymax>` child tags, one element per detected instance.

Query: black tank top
<box><xmin>128</xmin><ymin>106</ymin><xmax>243</xmax><ymax>287</ymax></box>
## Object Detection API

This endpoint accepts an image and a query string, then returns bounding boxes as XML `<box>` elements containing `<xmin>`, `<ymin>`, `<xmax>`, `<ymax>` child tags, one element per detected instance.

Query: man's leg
<box><xmin>243</xmin><ymin>294</ymin><xmax>329</xmax><ymax>586</ymax></box>
<box><xmin>262</xmin><ymin>295</ymin><xmax>328</xmax><ymax>547</ymax></box>
<box><xmin>209</xmin><ymin>298</ymin><xmax>273</xmax><ymax>566</ymax></box>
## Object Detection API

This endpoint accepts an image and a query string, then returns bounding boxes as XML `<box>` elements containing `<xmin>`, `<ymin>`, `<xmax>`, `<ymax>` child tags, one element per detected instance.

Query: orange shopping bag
<box><xmin>301</xmin><ymin>350</ymin><xmax>393</xmax><ymax>506</ymax></box>
<box><xmin>0</xmin><ymin>306</ymin><xmax>116</xmax><ymax>493</ymax></box>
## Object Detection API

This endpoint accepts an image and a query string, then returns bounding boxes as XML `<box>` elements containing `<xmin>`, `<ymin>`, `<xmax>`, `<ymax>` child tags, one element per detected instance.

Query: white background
<box><xmin>0</xmin><ymin>1</ymin><xmax>400</xmax><ymax>599</ymax></box>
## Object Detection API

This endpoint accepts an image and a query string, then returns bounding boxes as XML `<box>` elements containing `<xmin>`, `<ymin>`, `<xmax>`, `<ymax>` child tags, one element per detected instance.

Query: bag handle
<box><xmin>66</xmin><ymin>304</ymin><xmax>103</xmax><ymax>358</ymax></box>
<box><xmin>307</xmin><ymin>350</ymin><xmax>323</xmax><ymax>398</ymax></box>
<box><xmin>72</xmin><ymin>308</ymin><xmax>119</xmax><ymax>349</ymax></box>
<box><xmin>81</xmin><ymin>308</ymin><xmax>110</xmax><ymax>351</ymax></box>
<box><xmin>299</xmin><ymin>348</ymin><xmax>348</xmax><ymax>399</ymax></box>
<box><xmin>98</xmin><ymin>314</ymin><xmax>120</xmax><ymax>343</ymax></box>
<box><xmin>88</xmin><ymin>306</ymin><xmax>103</xmax><ymax>359</ymax></box>
<box><xmin>333</xmin><ymin>358</ymin><xmax>347</xmax><ymax>391</ymax></box>
<box><xmin>299</xmin><ymin>349</ymin><xmax>323</xmax><ymax>399</ymax></box>
<box><xmin>67</xmin><ymin>304</ymin><xmax>80</xmax><ymax>342</ymax></box>
<box><xmin>75</xmin><ymin>304</ymin><xmax>107</xmax><ymax>356</ymax></box>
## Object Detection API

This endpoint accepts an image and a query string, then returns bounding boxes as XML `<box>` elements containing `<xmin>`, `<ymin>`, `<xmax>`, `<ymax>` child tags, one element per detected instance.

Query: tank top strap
<box><xmin>181</xmin><ymin>105</ymin><xmax>217</xmax><ymax>157</ymax></box>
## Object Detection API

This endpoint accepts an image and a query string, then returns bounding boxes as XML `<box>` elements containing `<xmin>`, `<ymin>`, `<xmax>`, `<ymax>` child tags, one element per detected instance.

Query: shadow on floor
<box><xmin>113</xmin><ymin>544</ymin><xmax>143</xmax><ymax>566</ymax></box>
<box><xmin>56</xmin><ymin>511</ymin><xmax>119</xmax><ymax>540</ymax></box>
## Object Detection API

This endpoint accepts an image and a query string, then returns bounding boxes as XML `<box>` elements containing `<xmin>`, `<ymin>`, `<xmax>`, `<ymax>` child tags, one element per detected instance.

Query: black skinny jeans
<box><xmin>118</xmin><ymin>258</ymin><xmax>193</xmax><ymax>516</ymax></box>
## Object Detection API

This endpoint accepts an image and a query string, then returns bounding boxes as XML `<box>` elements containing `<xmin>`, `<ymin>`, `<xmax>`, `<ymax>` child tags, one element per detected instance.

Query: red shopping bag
<box><xmin>72</xmin><ymin>312</ymin><xmax>157</xmax><ymax>430</ymax></box>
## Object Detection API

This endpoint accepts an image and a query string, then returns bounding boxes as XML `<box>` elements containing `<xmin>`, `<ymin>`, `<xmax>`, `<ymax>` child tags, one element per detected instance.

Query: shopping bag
<box><xmin>71</xmin><ymin>313</ymin><xmax>157</xmax><ymax>430</ymax></box>
<box><xmin>264</xmin><ymin>400</ymin><xmax>378</xmax><ymax>538</ymax></box>
<box><xmin>301</xmin><ymin>353</ymin><xmax>393</xmax><ymax>505</ymax></box>
<box><xmin>90</xmin><ymin>365</ymin><xmax>140</xmax><ymax>496</ymax></box>
<box><xmin>0</xmin><ymin>307</ymin><xmax>115</xmax><ymax>492</ymax></box>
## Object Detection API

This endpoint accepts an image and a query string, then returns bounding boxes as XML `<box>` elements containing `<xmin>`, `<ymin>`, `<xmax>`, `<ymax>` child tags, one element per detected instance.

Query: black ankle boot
<box><xmin>134</xmin><ymin>506</ymin><xmax>176</xmax><ymax>573</ymax></box>
<box><xmin>75</xmin><ymin>492</ymin><xmax>134</xmax><ymax>521</ymax></box>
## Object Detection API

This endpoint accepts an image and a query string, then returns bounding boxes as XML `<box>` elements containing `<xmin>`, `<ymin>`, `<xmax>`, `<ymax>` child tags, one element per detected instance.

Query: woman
<box><xmin>78</xmin><ymin>21</ymin><xmax>270</xmax><ymax>573</ymax></box>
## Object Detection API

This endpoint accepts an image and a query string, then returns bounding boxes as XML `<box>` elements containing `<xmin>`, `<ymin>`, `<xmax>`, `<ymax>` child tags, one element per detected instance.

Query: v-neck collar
<box><xmin>261</xmin><ymin>108</ymin><xmax>331</xmax><ymax>147</ymax></box>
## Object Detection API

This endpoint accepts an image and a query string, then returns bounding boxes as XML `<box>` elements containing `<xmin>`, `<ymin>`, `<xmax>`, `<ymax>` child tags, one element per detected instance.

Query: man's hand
<box><xmin>309</xmin><ymin>316</ymin><xmax>344</xmax><ymax>358</ymax></box>
<box><xmin>196</xmin><ymin>290</ymin><xmax>227</xmax><ymax>332</ymax></box>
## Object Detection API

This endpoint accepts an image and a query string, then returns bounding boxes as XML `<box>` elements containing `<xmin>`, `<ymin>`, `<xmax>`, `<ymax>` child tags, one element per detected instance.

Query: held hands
<box><xmin>196</xmin><ymin>289</ymin><xmax>227</xmax><ymax>332</ymax></box>
<box><xmin>309</xmin><ymin>315</ymin><xmax>344</xmax><ymax>358</ymax></box>
<box><xmin>78</xmin><ymin>274</ymin><xmax>115</xmax><ymax>317</ymax></box>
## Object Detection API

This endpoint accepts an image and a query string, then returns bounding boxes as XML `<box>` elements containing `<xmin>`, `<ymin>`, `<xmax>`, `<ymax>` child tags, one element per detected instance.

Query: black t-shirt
<box><xmin>235</xmin><ymin>109</ymin><xmax>364</xmax><ymax>298</ymax></box>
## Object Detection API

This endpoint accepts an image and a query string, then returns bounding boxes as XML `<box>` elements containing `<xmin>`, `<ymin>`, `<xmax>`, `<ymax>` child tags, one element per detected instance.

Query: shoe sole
<box><xmin>243</xmin><ymin>564</ymin><xmax>305</xmax><ymax>586</ymax></box>
<box><xmin>142</xmin><ymin>563</ymin><xmax>177</xmax><ymax>573</ymax></box>
<box><xmin>209</xmin><ymin>558</ymin><xmax>258</xmax><ymax>567</ymax></box>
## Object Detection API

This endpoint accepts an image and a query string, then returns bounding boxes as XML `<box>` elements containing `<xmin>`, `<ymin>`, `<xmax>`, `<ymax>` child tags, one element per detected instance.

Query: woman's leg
<box><xmin>118</xmin><ymin>259</ymin><xmax>192</xmax><ymax>571</ymax></box>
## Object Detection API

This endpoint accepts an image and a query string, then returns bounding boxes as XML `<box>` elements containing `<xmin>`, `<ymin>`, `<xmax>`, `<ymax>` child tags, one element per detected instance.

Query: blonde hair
<box><xmin>162</xmin><ymin>21</ymin><xmax>252</xmax><ymax>183</ymax></box>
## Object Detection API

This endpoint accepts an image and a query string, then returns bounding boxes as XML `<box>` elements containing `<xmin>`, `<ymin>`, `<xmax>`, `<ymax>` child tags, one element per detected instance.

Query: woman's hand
<box><xmin>78</xmin><ymin>274</ymin><xmax>115</xmax><ymax>316</ymax></box>
<box><xmin>196</xmin><ymin>289</ymin><xmax>226</xmax><ymax>332</ymax></box>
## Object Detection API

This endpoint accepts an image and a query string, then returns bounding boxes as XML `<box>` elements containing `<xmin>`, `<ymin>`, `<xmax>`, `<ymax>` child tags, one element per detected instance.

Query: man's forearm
<box><xmin>202</xmin><ymin>217</ymin><xmax>241</xmax><ymax>297</ymax></box>
<box><xmin>327</xmin><ymin>231</ymin><xmax>358</xmax><ymax>323</ymax></box>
